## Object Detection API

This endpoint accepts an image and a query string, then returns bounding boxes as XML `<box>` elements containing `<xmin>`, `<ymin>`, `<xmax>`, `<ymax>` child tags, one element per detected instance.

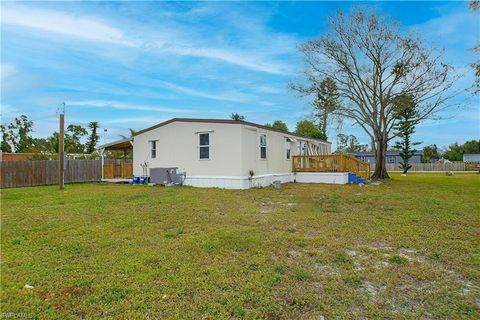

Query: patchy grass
<box><xmin>1</xmin><ymin>173</ymin><xmax>479</xmax><ymax>319</ymax></box>
<box><xmin>389</xmin><ymin>255</ymin><xmax>409</xmax><ymax>265</ymax></box>
<box><xmin>293</xmin><ymin>270</ymin><xmax>312</xmax><ymax>282</ymax></box>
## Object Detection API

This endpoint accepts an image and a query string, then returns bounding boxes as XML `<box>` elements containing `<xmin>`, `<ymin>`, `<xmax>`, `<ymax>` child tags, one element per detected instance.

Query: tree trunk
<box><xmin>321</xmin><ymin>110</ymin><xmax>328</xmax><ymax>138</ymax></box>
<box><xmin>372</xmin><ymin>136</ymin><xmax>390</xmax><ymax>179</ymax></box>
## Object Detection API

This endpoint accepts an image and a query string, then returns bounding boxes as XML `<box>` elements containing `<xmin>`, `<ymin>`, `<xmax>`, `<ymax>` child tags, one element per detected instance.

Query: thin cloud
<box><xmin>410</xmin><ymin>10</ymin><xmax>478</xmax><ymax>43</ymax></box>
<box><xmin>154</xmin><ymin>80</ymin><xmax>255</xmax><ymax>103</ymax></box>
<box><xmin>106</xmin><ymin>117</ymin><xmax>167</xmax><ymax>124</ymax></box>
<box><xmin>0</xmin><ymin>104</ymin><xmax>19</xmax><ymax>119</ymax></box>
<box><xmin>1</xmin><ymin>4</ymin><xmax>291</xmax><ymax>75</ymax></box>
<box><xmin>1</xmin><ymin>5</ymin><xmax>139</xmax><ymax>47</ymax></box>
<box><xmin>67</xmin><ymin>100</ymin><xmax>197</xmax><ymax>114</ymax></box>
<box><xmin>1</xmin><ymin>64</ymin><xmax>17</xmax><ymax>81</ymax></box>
<box><xmin>163</xmin><ymin>46</ymin><xmax>290</xmax><ymax>75</ymax></box>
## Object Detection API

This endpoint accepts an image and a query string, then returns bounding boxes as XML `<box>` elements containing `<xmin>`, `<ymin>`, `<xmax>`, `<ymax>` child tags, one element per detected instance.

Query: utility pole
<box><xmin>58</xmin><ymin>103</ymin><xmax>65</xmax><ymax>189</ymax></box>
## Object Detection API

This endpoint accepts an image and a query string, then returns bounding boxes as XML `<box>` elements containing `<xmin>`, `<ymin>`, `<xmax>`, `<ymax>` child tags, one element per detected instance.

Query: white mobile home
<box><xmin>100</xmin><ymin>118</ymin><xmax>369</xmax><ymax>189</ymax></box>
<box><xmin>130</xmin><ymin>118</ymin><xmax>330</xmax><ymax>188</ymax></box>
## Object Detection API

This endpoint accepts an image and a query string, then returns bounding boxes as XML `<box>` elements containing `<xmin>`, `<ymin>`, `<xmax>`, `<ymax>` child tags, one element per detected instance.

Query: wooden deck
<box><xmin>292</xmin><ymin>154</ymin><xmax>370</xmax><ymax>179</ymax></box>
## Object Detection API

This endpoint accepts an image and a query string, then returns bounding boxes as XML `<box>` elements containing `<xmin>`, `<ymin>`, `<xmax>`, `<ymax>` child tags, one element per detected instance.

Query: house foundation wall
<box><xmin>294</xmin><ymin>172</ymin><xmax>349</xmax><ymax>185</ymax></box>
<box><xmin>183</xmin><ymin>172</ymin><xmax>348</xmax><ymax>189</ymax></box>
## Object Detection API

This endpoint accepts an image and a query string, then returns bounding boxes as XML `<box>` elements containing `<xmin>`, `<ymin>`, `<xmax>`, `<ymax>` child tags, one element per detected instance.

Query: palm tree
<box><xmin>119</xmin><ymin>128</ymin><xmax>136</xmax><ymax>139</ymax></box>
<box><xmin>85</xmin><ymin>121</ymin><xmax>100</xmax><ymax>153</ymax></box>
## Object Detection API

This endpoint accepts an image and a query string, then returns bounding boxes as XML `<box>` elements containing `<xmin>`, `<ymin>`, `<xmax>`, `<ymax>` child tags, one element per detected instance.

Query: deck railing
<box><xmin>292</xmin><ymin>154</ymin><xmax>370</xmax><ymax>179</ymax></box>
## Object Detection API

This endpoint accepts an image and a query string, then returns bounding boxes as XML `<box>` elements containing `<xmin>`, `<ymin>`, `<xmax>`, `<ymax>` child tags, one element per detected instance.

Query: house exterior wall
<box><xmin>463</xmin><ymin>154</ymin><xmax>480</xmax><ymax>162</ymax></box>
<box><xmin>241</xmin><ymin>125</ymin><xmax>294</xmax><ymax>177</ymax></box>
<box><xmin>352</xmin><ymin>153</ymin><xmax>423</xmax><ymax>164</ymax></box>
<box><xmin>132</xmin><ymin>120</ymin><xmax>332</xmax><ymax>188</ymax></box>
<box><xmin>133</xmin><ymin>121</ymin><xmax>243</xmax><ymax>177</ymax></box>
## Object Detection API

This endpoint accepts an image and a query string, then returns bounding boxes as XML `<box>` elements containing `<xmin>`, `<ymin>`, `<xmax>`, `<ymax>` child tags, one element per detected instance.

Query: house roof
<box><xmin>349</xmin><ymin>151</ymin><xmax>423</xmax><ymax>156</ymax></box>
<box><xmin>134</xmin><ymin>118</ymin><xmax>331</xmax><ymax>144</ymax></box>
<box><xmin>98</xmin><ymin>137</ymin><xmax>133</xmax><ymax>150</ymax></box>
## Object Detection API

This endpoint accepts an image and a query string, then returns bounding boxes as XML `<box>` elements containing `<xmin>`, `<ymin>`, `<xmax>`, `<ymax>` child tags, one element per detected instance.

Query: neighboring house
<box><xmin>100</xmin><ymin>118</ymin><xmax>334</xmax><ymax>189</ymax></box>
<box><xmin>349</xmin><ymin>151</ymin><xmax>423</xmax><ymax>164</ymax></box>
<box><xmin>463</xmin><ymin>154</ymin><xmax>480</xmax><ymax>163</ymax></box>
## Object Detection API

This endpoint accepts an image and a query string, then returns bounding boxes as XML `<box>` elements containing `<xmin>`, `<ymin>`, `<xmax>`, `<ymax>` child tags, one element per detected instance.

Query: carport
<box><xmin>98</xmin><ymin>137</ymin><xmax>133</xmax><ymax>181</ymax></box>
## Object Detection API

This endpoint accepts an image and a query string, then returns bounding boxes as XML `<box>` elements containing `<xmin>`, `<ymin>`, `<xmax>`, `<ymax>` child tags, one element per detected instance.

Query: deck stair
<box><xmin>347</xmin><ymin>172</ymin><xmax>367</xmax><ymax>184</ymax></box>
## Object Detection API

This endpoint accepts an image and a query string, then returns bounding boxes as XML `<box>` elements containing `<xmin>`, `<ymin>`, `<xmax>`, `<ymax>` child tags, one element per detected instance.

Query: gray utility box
<box><xmin>150</xmin><ymin>167</ymin><xmax>181</xmax><ymax>185</ymax></box>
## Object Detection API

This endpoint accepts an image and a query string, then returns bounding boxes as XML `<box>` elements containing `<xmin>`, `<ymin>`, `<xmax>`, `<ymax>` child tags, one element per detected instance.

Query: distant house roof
<box><xmin>349</xmin><ymin>151</ymin><xmax>423</xmax><ymax>156</ymax></box>
<box><xmin>134</xmin><ymin>118</ymin><xmax>331</xmax><ymax>144</ymax></box>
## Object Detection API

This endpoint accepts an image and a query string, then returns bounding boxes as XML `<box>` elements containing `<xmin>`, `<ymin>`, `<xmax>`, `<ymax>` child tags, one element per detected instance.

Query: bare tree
<box><xmin>470</xmin><ymin>1</ymin><xmax>479</xmax><ymax>94</ymax></box>
<box><xmin>291</xmin><ymin>8</ymin><xmax>458</xmax><ymax>178</ymax></box>
<box><xmin>470</xmin><ymin>0</ymin><xmax>480</xmax><ymax>12</ymax></box>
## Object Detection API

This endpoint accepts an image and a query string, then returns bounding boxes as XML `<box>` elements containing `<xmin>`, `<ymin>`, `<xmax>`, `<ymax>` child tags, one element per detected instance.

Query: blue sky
<box><xmin>1</xmin><ymin>1</ymin><xmax>479</xmax><ymax>148</ymax></box>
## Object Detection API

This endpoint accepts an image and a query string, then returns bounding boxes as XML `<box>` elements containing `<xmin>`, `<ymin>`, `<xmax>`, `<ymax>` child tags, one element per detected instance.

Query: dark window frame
<box><xmin>199</xmin><ymin>133</ymin><xmax>210</xmax><ymax>160</ymax></box>
<box><xmin>260</xmin><ymin>134</ymin><xmax>267</xmax><ymax>159</ymax></box>
<box><xmin>285</xmin><ymin>138</ymin><xmax>291</xmax><ymax>160</ymax></box>
<box><xmin>150</xmin><ymin>140</ymin><xmax>157</xmax><ymax>159</ymax></box>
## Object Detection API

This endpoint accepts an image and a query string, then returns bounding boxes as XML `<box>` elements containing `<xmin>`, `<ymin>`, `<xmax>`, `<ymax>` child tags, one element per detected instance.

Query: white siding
<box><xmin>463</xmin><ymin>154</ymin><xmax>480</xmax><ymax>162</ymax></box>
<box><xmin>132</xmin><ymin>120</ymin><xmax>332</xmax><ymax>188</ymax></box>
<box><xmin>241</xmin><ymin>125</ymin><xmax>299</xmax><ymax>176</ymax></box>
<box><xmin>133</xmin><ymin>121</ymin><xmax>243</xmax><ymax>177</ymax></box>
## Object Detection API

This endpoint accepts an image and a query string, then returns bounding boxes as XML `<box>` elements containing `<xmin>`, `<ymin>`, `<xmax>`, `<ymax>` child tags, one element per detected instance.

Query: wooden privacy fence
<box><xmin>0</xmin><ymin>160</ymin><xmax>101</xmax><ymax>188</ymax></box>
<box><xmin>103</xmin><ymin>161</ymin><xmax>133</xmax><ymax>179</ymax></box>
<box><xmin>292</xmin><ymin>154</ymin><xmax>370</xmax><ymax>179</ymax></box>
<box><xmin>369</xmin><ymin>162</ymin><xmax>469</xmax><ymax>172</ymax></box>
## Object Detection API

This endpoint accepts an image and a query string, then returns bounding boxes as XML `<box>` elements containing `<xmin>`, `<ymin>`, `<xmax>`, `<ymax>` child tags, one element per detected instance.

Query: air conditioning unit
<box><xmin>149</xmin><ymin>167</ymin><xmax>183</xmax><ymax>185</ymax></box>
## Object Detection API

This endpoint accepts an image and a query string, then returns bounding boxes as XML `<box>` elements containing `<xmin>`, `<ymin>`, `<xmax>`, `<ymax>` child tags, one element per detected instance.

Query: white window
<box><xmin>260</xmin><ymin>134</ymin><xmax>267</xmax><ymax>159</ymax></box>
<box><xmin>361</xmin><ymin>156</ymin><xmax>366</xmax><ymax>162</ymax></box>
<box><xmin>387</xmin><ymin>156</ymin><xmax>395</xmax><ymax>163</ymax></box>
<box><xmin>199</xmin><ymin>133</ymin><xmax>210</xmax><ymax>160</ymax></box>
<box><xmin>285</xmin><ymin>138</ymin><xmax>291</xmax><ymax>160</ymax></box>
<box><xmin>150</xmin><ymin>140</ymin><xmax>157</xmax><ymax>159</ymax></box>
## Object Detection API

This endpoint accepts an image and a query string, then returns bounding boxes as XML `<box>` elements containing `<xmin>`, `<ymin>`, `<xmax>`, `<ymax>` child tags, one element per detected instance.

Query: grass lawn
<box><xmin>1</xmin><ymin>173</ymin><xmax>479</xmax><ymax>319</ymax></box>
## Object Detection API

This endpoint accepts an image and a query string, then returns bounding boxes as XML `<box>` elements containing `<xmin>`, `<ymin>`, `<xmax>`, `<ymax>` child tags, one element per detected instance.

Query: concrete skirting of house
<box><xmin>183</xmin><ymin>173</ymin><xmax>293</xmax><ymax>189</ymax></box>
<box><xmin>183</xmin><ymin>172</ymin><xmax>349</xmax><ymax>189</ymax></box>
<box><xmin>294</xmin><ymin>172</ymin><xmax>349</xmax><ymax>185</ymax></box>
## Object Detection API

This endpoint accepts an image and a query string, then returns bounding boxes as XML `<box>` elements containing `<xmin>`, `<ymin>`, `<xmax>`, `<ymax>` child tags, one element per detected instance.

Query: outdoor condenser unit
<box><xmin>149</xmin><ymin>167</ymin><xmax>182</xmax><ymax>185</ymax></box>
